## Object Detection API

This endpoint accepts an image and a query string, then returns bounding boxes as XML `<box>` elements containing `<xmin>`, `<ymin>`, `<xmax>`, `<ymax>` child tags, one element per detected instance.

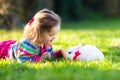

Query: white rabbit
<box><xmin>65</xmin><ymin>44</ymin><xmax>104</xmax><ymax>61</ymax></box>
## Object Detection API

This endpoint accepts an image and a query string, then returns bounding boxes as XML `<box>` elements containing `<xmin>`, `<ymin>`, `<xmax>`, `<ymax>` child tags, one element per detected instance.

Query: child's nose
<box><xmin>52</xmin><ymin>35</ymin><xmax>57</xmax><ymax>39</ymax></box>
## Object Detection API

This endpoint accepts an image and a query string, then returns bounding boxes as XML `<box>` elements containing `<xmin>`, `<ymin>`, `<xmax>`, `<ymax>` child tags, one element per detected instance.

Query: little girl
<box><xmin>0</xmin><ymin>9</ymin><xmax>66</xmax><ymax>62</ymax></box>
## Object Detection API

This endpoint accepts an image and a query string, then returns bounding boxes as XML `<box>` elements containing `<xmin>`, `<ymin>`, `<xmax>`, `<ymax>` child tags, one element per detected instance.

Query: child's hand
<box><xmin>54</xmin><ymin>48</ymin><xmax>67</xmax><ymax>60</ymax></box>
<box><xmin>41</xmin><ymin>52</ymin><xmax>51</xmax><ymax>61</ymax></box>
<box><xmin>59</xmin><ymin>48</ymin><xmax>67</xmax><ymax>60</ymax></box>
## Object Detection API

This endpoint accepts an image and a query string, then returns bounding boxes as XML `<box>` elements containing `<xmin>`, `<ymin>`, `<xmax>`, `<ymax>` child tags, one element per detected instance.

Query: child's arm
<box><xmin>53</xmin><ymin>49</ymin><xmax>67</xmax><ymax>60</ymax></box>
<box><xmin>45</xmin><ymin>43</ymin><xmax>66</xmax><ymax>59</ymax></box>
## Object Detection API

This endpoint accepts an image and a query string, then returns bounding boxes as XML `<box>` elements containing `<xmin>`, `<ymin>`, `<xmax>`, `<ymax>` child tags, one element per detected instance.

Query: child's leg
<box><xmin>0</xmin><ymin>40</ymin><xmax>16</xmax><ymax>59</ymax></box>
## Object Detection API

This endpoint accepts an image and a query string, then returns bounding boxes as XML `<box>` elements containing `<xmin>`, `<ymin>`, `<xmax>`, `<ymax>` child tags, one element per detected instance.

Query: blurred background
<box><xmin>0</xmin><ymin>0</ymin><xmax>120</xmax><ymax>30</ymax></box>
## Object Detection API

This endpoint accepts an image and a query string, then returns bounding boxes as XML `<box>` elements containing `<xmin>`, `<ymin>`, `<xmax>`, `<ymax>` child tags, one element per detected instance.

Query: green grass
<box><xmin>0</xmin><ymin>18</ymin><xmax>120</xmax><ymax>80</ymax></box>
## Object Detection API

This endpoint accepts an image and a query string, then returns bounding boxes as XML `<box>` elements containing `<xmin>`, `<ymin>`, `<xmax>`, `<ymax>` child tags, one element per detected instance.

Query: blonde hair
<box><xmin>24</xmin><ymin>8</ymin><xmax>61</xmax><ymax>45</ymax></box>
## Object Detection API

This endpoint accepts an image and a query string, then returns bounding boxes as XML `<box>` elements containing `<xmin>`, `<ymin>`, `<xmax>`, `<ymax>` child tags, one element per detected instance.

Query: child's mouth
<box><xmin>50</xmin><ymin>40</ymin><xmax>53</xmax><ymax>42</ymax></box>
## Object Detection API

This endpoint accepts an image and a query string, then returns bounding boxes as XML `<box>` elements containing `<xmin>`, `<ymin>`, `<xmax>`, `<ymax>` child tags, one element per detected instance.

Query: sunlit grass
<box><xmin>0</xmin><ymin>18</ymin><xmax>120</xmax><ymax>80</ymax></box>
<box><xmin>0</xmin><ymin>59</ymin><xmax>120</xmax><ymax>80</ymax></box>
<box><xmin>0</xmin><ymin>29</ymin><xmax>22</xmax><ymax>41</ymax></box>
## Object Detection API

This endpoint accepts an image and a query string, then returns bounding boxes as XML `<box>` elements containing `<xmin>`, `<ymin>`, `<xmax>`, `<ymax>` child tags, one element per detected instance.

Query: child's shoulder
<box><xmin>19</xmin><ymin>38</ymin><xmax>39</xmax><ymax>50</ymax></box>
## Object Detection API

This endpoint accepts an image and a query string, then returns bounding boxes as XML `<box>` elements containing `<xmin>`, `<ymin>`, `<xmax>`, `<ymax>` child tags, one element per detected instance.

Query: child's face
<box><xmin>41</xmin><ymin>25</ymin><xmax>60</xmax><ymax>44</ymax></box>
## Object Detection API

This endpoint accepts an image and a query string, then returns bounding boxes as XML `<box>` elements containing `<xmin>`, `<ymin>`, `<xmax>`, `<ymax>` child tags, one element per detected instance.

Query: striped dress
<box><xmin>0</xmin><ymin>39</ymin><xmax>61</xmax><ymax>62</ymax></box>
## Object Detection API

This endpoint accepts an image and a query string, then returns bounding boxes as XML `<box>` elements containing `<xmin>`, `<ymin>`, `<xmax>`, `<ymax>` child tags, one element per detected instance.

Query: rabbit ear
<box><xmin>76</xmin><ymin>44</ymin><xmax>82</xmax><ymax>50</ymax></box>
<box><xmin>78</xmin><ymin>44</ymin><xmax>82</xmax><ymax>47</ymax></box>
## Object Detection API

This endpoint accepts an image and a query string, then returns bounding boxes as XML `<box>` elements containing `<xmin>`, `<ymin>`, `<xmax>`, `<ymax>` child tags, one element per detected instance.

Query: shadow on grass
<box><xmin>103</xmin><ymin>46</ymin><xmax>120</xmax><ymax>62</ymax></box>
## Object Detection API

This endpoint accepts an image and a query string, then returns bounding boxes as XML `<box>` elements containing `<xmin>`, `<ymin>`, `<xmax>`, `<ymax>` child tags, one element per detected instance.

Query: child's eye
<box><xmin>49</xmin><ymin>34</ymin><xmax>57</xmax><ymax>37</ymax></box>
<box><xmin>49</xmin><ymin>34</ymin><xmax>53</xmax><ymax>36</ymax></box>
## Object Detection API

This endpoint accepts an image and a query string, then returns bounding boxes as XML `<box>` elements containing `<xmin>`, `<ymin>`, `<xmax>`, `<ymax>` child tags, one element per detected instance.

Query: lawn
<box><xmin>0</xmin><ymin>18</ymin><xmax>120</xmax><ymax>80</ymax></box>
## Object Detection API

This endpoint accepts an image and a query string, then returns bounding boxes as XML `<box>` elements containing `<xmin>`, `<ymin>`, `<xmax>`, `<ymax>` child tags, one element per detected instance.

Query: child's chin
<box><xmin>46</xmin><ymin>42</ymin><xmax>52</xmax><ymax>44</ymax></box>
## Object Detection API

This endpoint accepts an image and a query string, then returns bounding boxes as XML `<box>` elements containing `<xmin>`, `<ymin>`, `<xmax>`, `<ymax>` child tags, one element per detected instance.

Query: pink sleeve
<box><xmin>32</xmin><ymin>54</ymin><xmax>41</xmax><ymax>62</ymax></box>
